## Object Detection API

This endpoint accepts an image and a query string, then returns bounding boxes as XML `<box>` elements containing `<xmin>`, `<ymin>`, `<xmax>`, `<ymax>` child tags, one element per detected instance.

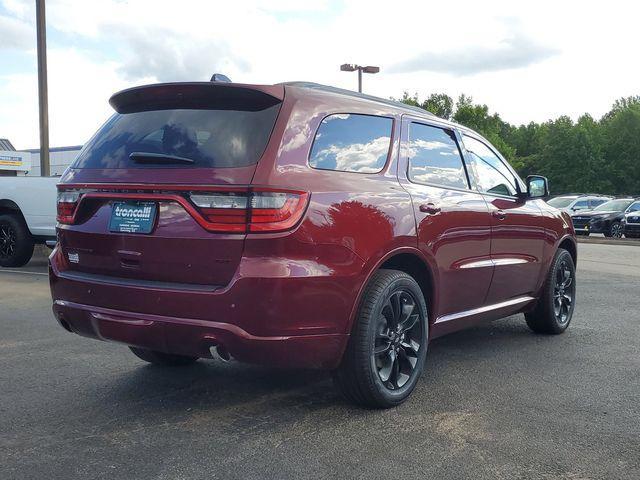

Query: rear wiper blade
<box><xmin>129</xmin><ymin>152</ymin><xmax>195</xmax><ymax>165</ymax></box>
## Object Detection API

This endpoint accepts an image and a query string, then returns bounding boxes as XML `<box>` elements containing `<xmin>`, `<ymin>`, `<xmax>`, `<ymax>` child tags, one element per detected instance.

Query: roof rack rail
<box><xmin>281</xmin><ymin>81</ymin><xmax>439</xmax><ymax>119</ymax></box>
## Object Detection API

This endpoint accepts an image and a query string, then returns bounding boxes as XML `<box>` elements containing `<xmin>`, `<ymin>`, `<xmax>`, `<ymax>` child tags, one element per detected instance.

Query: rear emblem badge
<box><xmin>68</xmin><ymin>252</ymin><xmax>80</xmax><ymax>263</ymax></box>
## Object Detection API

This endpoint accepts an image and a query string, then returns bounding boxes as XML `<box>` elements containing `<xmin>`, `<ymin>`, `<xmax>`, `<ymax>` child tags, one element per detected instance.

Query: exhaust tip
<box><xmin>209</xmin><ymin>344</ymin><xmax>232</xmax><ymax>362</ymax></box>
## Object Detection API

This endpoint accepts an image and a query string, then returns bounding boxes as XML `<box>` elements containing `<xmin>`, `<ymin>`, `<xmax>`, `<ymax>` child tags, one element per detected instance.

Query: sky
<box><xmin>1</xmin><ymin>0</ymin><xmax>639</xmax><ymax>149</ymax></box>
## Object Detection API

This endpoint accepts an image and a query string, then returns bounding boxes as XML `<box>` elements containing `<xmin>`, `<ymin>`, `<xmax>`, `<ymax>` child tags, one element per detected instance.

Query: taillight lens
<box><xmin>189</xmin><ymin>189</ymin><xmax>309</xmax><ymax>233</ymax></box>
<box><xmin>57</xmin><ymin>190</ymin><xmax>81</xmax><ymax>224</ymax></box>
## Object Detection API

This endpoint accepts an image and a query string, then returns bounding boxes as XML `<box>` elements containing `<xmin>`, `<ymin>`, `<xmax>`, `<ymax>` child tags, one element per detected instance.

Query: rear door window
<box><xmin>309</xmin><ymin>114</ymin><xmax>393</xmax><ymax>173</ymax></box>
<box><xmin>73</xmin><ymin>105</ymin><xmax>281</xmax><ymax>169</ymax></box>
<box><xmin>407</xmin><ymin>122</ymin><xmax>469</xmax><ymax>189</ymax></box>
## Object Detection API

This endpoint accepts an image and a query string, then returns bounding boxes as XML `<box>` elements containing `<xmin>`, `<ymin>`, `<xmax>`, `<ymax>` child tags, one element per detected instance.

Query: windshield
<box><xmin>73</xmin><ymin>105</ymin><xmax>280</xmax><ymax>169</ymax></box>
<box><xmin>547</xmin><ymin>196</ymin><xmax>576</xmax><ymax>208</ymax></box>
<box><xmin>594</xmin><ymin>199</ymin><xmax>633</xmax><ymax>212</ymax></box>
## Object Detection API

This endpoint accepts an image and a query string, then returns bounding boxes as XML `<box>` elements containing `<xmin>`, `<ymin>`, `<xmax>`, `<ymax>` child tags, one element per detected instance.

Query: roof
<box><xmin>282</xmin><ymin>81</ymin><xmax>442</xmax><ymax>119</ymax></box>
<box><xmin>0</xmin><ymin>138</ymin><xmax>16</xmax><ymax>151</ymax></box>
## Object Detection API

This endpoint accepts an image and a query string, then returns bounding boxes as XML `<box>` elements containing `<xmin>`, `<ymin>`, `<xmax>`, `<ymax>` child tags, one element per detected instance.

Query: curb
<box><xmin>577</xmin><ymin>237</ymin><xmax>640</xmax><ymax>247</ymax></box>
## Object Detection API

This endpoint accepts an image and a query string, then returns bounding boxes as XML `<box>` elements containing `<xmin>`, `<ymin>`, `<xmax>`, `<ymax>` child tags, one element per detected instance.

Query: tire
<box><xmin>0</xmin><ymin>214</ymin><xmax>34</xmax><ymax>268</ymax></box>
<box><xmin>605</xmin><ymin>221</ymin><xmax>623</xmax><ymax>238</ymax></box>
<box><xmin>525</xmin><ymin>248</ymin><xmax>576</xmax><ymax>334</ymax></box>
<box><xmin>333</xmin><ymin>269</ymin><xmax>429</xmax><ymax>408</ymax></box>
<box><xmin>129</xmin><ymin>346</ymin><xmax>198</xmax><ymax>366</ymax></box>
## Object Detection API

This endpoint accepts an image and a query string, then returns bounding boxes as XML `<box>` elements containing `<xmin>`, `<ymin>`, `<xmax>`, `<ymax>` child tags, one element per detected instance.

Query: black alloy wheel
<box><xmin>0</xmin><ymin>221</ymin><xmax>16</xmax><ymax>261</ymax></box>
<box><xmin>553</xmin><ymin>257</ymin><xmax>575</xmax><ymax>326</ymax></box>
<box><xmin>373</xmin><ymin>289</ymin><xmax>424</xmax><ymax>390</ymax></box>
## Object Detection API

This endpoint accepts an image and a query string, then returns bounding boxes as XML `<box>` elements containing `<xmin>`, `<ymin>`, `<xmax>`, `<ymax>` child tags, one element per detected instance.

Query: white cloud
<box><xmin>0</xmin><ymin>14</ymin><xmax>32</xmax><ymax>50</ymax></box>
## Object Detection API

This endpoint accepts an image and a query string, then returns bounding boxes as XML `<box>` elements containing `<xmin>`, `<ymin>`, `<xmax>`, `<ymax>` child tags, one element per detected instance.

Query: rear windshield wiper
<box><xmin>129</xmin><ymin>152</ymin><xmax>195</xmax><ymax>165</ymax></box>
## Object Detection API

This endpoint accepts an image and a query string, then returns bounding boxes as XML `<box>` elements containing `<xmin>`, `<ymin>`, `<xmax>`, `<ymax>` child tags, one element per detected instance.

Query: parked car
<box><xmin>622</xmin><ymin>209</ymin><xmax>640</xmax><ymax>238</ymax></box>
<box><xmin>571</xmin><ymin>198</ymin><xmax>640</xmax><ymax>237</ymax></box>
<box><xmin>0</xmin><ymin>177</ymin><xmax>58</xmax><ymax>267</ymax></box>
<box><xmin>49</xmin><ymin>81</ymin><xmax>578</xmax><ymax>408</ymax></box>
<box><xmin>546</xmin><ymin>194</ymin><xmax>612</xmax><ymax>214</ymax></box>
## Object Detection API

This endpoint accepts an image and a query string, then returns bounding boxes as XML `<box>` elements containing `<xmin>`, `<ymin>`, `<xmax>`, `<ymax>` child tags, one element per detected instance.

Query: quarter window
<box><xmin>309</xmin><ymin>114</ymin><xmax>393</xmax><ymax>173</ymax></box>
<box><xmin>462</xmin><ymin>135</ymin><xmax>518</xmax><ymax>196</ymax></box>
<box><xmin>407</xmin><ymin>123</ymin><xmax>468</xmax><ymax>189</ymax></box>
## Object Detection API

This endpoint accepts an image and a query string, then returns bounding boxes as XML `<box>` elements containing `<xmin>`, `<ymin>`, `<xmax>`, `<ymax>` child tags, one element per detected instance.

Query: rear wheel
<box><xmin>0</xmin><ymin>214</ymin><xmax>34</xmax><ymax>268</ymax></box>
<box><xmin>333</xmin><ymin>269</ymin><xmax>428</xmax><ymax>408</ymax></box>
<box><xmin>129</xmin><ymin>347</ymin><xmax>198</xmax><ymax>366</ymax></box>
<box><xmin>525</xmin><ymin>248</ymin><xmax>576</xmax><ymax>334</ymax></box>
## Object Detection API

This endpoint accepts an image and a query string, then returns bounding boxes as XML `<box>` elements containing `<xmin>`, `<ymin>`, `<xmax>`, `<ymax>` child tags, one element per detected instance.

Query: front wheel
<box><xmin>606</xmin><ymin>221</ymin><xmax>623</xmax><ymax>238</ymax></box>
<box><xmin>333</xmin><ymin>269</ymin><xmax>428</xmax><ymax>408</ymax></box>
<box><xmin>525</xmin><ymin>248</ymin><xmax>576</xmax><ymax>334</ymax></box>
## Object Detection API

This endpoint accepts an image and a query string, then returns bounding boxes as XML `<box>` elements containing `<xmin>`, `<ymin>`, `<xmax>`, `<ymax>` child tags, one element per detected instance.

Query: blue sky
<box><xmin>1</xmin><ymin>0</ymin><xmax>639</xmax><ymax>149</ymax></box>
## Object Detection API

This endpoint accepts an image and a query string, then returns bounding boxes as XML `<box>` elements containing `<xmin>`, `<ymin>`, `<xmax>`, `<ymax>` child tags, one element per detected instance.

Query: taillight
<box><xmin>57</xmin><ymin>190</ymin><xmax>81</xmax><ymax>224</ymax></box>
<box><xmin>189</xmin><ymin>189</ymin><xmax>309</xmax><ymax>233</ymax></box>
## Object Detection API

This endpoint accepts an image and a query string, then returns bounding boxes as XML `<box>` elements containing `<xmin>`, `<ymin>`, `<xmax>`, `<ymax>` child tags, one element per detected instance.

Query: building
<box><xmin>0</xmin><ymin>138</ymin><xmax>82</xmax><ymax>177</ymax></box>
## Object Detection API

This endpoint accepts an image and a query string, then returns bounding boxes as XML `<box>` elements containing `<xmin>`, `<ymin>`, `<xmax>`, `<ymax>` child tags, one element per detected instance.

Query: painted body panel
<box><xmin>0</xmin><ymin>176</ymin><xmax>58</xmax><ymax>236</ymax></box>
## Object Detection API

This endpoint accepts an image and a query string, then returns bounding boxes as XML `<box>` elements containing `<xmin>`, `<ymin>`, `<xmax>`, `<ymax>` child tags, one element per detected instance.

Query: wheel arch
<box><xmin>558</xmin><ymin>235</ymin><xmax>577</xmax><ymax>267</ymax></box>
<box><xmin>0</xmin><ymin>199</ymin><xmax>26</xmax><ymax>223</ymax></box>
<box><xmin>345</xmin><ymin>247</ymin><xmax>438</xmax><ymax>335</ymax></box>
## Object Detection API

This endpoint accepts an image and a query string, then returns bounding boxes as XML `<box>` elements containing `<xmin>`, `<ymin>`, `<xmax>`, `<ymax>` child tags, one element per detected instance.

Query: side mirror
<box><xmin>526</xmin><ymin>175</ymin><xmax>549</xmax><ymax>198</ymax></box>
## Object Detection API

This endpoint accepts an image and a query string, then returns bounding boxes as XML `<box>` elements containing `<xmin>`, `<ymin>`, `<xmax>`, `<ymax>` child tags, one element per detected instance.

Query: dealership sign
<box><xmin>0</xmin><ymin>150</ymin><xmax>30</xmax><ymax>171</ymax></box>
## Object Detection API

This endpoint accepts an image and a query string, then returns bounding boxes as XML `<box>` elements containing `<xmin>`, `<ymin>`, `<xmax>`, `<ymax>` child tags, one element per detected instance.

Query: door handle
<box><xmin>419</xmin><ymin>203</ymin><xmax>441</xmax><ymax>215</ymax></box>
<box><xmin>492</xmin><ymin>210</ymin><xmax>506</xmax><ymax>220</ymax></box>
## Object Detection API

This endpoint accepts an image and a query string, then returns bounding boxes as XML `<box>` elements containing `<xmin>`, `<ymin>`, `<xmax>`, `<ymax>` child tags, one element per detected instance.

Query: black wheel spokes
<box><xmin>553</xmin><ymin>260</ymin><xmax>574</xmax><ymax>324</ymax></box>
<box><xmin>374</xmin><ymin>290</ymin><xmax>424</xmax><ymax>390</ymax></box>
<box><xmin>0</xmin><ymin>225</ymin><xmax>16</xmax><ymax>259</ymax></box>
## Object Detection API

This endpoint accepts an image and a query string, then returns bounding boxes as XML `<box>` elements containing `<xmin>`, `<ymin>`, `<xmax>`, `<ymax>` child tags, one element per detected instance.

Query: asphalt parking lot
<box><xmin>1</xmin><ymin>243</ymin><xmax>639</xmax><ymax>480</ymax></box>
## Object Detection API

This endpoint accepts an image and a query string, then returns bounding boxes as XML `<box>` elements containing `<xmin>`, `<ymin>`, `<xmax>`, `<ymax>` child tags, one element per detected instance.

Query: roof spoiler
<box><xmin>109</xmin><ymin>82</ymin><xmax>284</xmax><ymax>114</ymax></box>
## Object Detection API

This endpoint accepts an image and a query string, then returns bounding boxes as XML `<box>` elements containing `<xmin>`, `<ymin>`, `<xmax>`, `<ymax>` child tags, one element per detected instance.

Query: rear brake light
<box><xmin>57</xmin><ymin>190</ymin><xmax>81</xmax><ymax>224</ymax></box>
<box><xmin>189</xmin><ymin>189</ymin><xmax>309</xmax><ymax>233</ymax></box>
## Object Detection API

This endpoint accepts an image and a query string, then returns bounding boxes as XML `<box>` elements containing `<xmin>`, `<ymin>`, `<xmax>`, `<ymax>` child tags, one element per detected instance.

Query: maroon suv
<box><xmin>50</xmin><ymin>81</ymin><xmax>577</xmax><ymax>408</ymax></box>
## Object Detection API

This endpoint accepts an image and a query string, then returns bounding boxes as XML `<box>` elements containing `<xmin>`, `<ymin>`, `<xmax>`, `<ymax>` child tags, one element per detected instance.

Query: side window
<box><xmin>573</xmin><ymin>200</ymin><xmax>589</xmax><ymax>210</ymax></box>
<box><xmin>590</xmin><ymin>199</ymin><xmax>604</xmax><ymax>208</ymax></box>
<box><xmin>309</xmin><ymin>114</ymin><xmax>393</xmax><ymax>173</ymax></box>
<box><xmin>462</xmin><ymin>135</ymin><xmax>518</xmax><ymax>196</ymax></box>
<box><xmin>628</xmin><ymin>202</ymin><xmax>640</xmax><ymax>212</ymax></box>
<box><xmin>407</xmin><ymin>123</ymin><xmax>468</xmax><ymax>189</ymax></box>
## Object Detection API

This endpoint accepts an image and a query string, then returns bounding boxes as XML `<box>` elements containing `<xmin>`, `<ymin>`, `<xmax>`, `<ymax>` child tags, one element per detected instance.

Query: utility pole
<box><xmin>36</xmin><ymin>0</ymin><xmax>50</xmax><ymax>177</ymax></box>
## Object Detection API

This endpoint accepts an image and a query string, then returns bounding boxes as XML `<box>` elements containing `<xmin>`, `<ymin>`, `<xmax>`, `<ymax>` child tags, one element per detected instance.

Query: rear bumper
<box><xmin>52</xmin><ymin>300</ymin><xmax>347</xmax><ymax>369</ymax></box>
<box><xmin>49</xmin><ymin>245</ymin><xmax>361</xmax><ymax>369</ymax></box>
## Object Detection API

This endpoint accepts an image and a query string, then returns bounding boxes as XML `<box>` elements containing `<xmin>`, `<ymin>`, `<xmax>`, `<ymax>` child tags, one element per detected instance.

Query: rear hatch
<box><xmin>56</xmin><ymin>82</ymin><xmax>293</xmax><ymax>288</ymax></box>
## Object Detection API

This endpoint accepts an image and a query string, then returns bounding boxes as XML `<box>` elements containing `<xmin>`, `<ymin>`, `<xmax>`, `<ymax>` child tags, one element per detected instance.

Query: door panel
<box><xmin>459</xmin><ymin>133</ymin><xmax>545</xmax><ymax>303</ymax></box>
<box><xmin>399</xmin><ymin>118</ymin><xmax>493</xmax><ymax>318</ymax></box>
<box><xmin>484</xmin><ymin>196</ymin><xmax>545</xmax><ymax>302</ymax></box>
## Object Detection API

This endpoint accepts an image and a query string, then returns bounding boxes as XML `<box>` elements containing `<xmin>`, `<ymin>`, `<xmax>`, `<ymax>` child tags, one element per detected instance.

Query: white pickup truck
<box><xmin>0</xmin><ymin>177</ymin><xmax>58</xmax><ymax>267</ymax></box>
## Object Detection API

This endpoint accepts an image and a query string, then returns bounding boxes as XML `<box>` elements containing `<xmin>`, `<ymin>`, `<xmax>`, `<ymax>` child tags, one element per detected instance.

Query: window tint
<box><xmin>74</xmin><ymin>106</ymin><xmax>281</xmax><ymax>169</ymax></box>
<box><xmin>573</xmin><ymin>200</ymin><xmax>589</xmax><ymax>209</ymax></box>
<box><xmin>407</xmin><ymin>123</ymin><xmax>468</xmax><ymax>189</ymax></box>
<box><xmin>462</xmin><ymin>135</ymin><xmax>518</xmax><ymax>196</ymax></box>
<box><xmin>309</xmin><ymin>114</ymin><xmax>392</xmax><ymax>173</ymax></box>
<box><xmin>590</xmin><ymin>199</ymin><xmax>606</xmax><ymax>208</ymax></box>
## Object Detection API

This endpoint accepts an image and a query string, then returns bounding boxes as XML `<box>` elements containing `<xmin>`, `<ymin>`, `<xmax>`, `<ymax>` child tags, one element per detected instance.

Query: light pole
<box><xmin>340</xmin><ymin>64</ymin><xmax>380</xmax><ymax>93</ymax></box>
<box><xmin>36</xmin><ymin>0</ymin><xmax>50</xmax><ymax>176</ymax></box>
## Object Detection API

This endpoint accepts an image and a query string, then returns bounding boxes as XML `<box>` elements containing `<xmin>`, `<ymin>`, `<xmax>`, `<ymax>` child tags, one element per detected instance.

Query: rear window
<box><xmin>73</xmin><ymin>105</ymin><xmax>280</xmax><ymax>169</ymax></box>
<box><xmin>309</xmin><ymin>114</ymin><xmax>393</xmax><ymax>173</ymax></box>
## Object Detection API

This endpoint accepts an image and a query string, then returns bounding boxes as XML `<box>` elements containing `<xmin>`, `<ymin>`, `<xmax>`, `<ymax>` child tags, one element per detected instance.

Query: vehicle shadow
<box><xmin>79</xmin><ymin>314</ymin><xmax>547</xmax><ymax>418</ymax></box>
